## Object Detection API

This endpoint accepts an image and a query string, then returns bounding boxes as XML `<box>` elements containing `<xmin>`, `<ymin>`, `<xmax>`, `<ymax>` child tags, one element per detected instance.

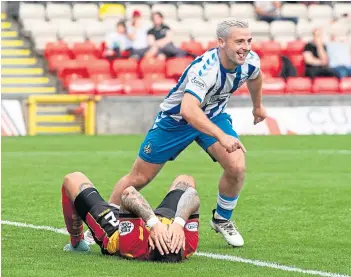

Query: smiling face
<box><xmin>218</xmin><ymin>27</ymin><xmax>252</xmax><ymax>66</ymax></box>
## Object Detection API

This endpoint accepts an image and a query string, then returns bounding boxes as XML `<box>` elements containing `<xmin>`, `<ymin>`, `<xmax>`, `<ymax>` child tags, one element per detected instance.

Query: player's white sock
<box><xmin>214</xmin><ymin>193</ymin><xmax>238</xmax><ymax>221</ymax></box>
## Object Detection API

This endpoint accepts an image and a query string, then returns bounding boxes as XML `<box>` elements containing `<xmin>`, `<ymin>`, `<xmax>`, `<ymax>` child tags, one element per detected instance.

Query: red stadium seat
<box><xmin>149</xmin><ymin>79</ymin><xmax>177</xmax><ymax>95</ymax></box>
<box><xmin>57</xmin><ymin>60</ymin><xmax>89</xmax><ymax>88</ymax></box>
<box><xmin>113</xmin><ymin>59</ymin><xmax>139</xmax><ymax>76</ymax></box>
<box><xmin>143</xmin><ymin>73</ymin><xmax>166</xmax><ymax>80</ymax></box>
<box><xmin>262</xmin><ymin>78</ymin><xmax>286</xmax><ymax>95</ymax></box>
<box><xmin>286</xmin><ymin>77</ymin><xmax>312</xmax><ymax>94</ymax></box>
<box><xmin>234</xmin><ymin>83</ymin><xmax>249</xmax><ymax>95</ymax></box>
<box><xmin>312</xmin><ymin>77</ymin><xmax>340</xmax><ymax>94</ymax></box>
<box><xmin>206</xmin><ymin>40</ymin><xmax>219</xmax><ymax>50</ymax></box>
<box><xmin>76</xmin><ymin>54</ymin><xmax>98</xmax><ymax>62</ymax></box>
<box><xmin>45</xmin><ymin>41</ymin><xmax>71</xmax><ymax>59</ymax></box>
<box><xmin>340</xmin><ymin>77</ymin><xmax>351</xmax><ymax>94</ymax></box>
<box><xmin>180</xmin><ymin>41</ymin><xmax>204</xmax><ymax>56</ymax></box>
<box><xmin>72</xmin><ymin>42</ymin><xmax>100</xmax><ymax>58</ymax></box>
<box><xmin>139</xmin><ymin>58</ymin><xmax>166</xmax><ymax>77</ymax></box>
<box><xmin>260</xmin><ymin>55</ymin><xmax>282</xmax><ymax>77</ymax></box>
<box><xmin>123</xmin><ymin>80</ymin><xmax>149</xmax><ymax>95</ymax></box>
<box><xmin>251</xmin><ymin>41</ymin><xmax>262</xmax><ymax>57</ymax></box>
<box><xmin>288</xmin><ymin>55</ymin><xmax>305</xmax><ymax>76</ymax></box>
<box><xmin>90</xmin><ymin>73</ymin><xmax>113</xmax><ymax>83</ymax></box>
<box><xmin>285</xmin><ymin>40</ymin><xmax>306</xmax><ymax>56</ymax></box>
<box><xmin>86</xmin><ymin>59</ymin><xmax>111</xmax><ymax>76</ymax></box>
<box><xmin>260</xmin><ymin>41</ymin><xmax>282</xmax><ymax>56</ymax></box>
<box><xmin>96</xmin><ymin>79</ymin><xmax>124</xmax><ymax>95</ymax></box>
<box><xmin>68</xmin><ymin>78</ymin><xmax>96</xmax><ymax>95</ymax></box>
<box><xmin>166</xmin><ymin>57</ymin><xmax>193</xmax><ymax>79</ymax></box>
<box><xmin>48</xmin><ymin>54</ymin><xmax>71</xmax><ymax>72</ymax></box>
<box><xmin>117</xmin><ymin>73</ymin><xmax>139</xmax><ymax>82</ymax></box>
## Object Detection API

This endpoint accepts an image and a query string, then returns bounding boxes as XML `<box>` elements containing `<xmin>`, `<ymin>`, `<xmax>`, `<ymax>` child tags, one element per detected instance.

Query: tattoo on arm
<box><xmin>121</xmin><ymin>188</ymin><xmax>156</xmax><ymax>222</ymax></box>
<box><xmin>175</xmin><ymin>187</ymin><xmax>200</xmax><ymax>221</ymax></box>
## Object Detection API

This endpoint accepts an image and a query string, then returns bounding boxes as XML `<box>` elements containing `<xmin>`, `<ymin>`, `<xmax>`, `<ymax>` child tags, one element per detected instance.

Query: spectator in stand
<box><xmin>326</xmin><ymin>33</ymin><xmax>351</xmax><ymax>78</ymax></box>
<box><xmin>254</xmin><ymin>1</ymin><xmax>298</xmax><ymax>24</ymax></box>
<box><xmin>128</xmin><ymin>10</ymin><xmax>150</xmax><ymax>60</ymax></box>
<box><xmin>147</xmin><ymin>11</ymin><xmax>188</xmax><ymax>59</ymax></box>
<box><xmin>104</xmin><ymin>20</ymin><xmax>132</xmax><ymax>59</ymax></box>
<box><xmin>303</xmin><ymin>28</ymin><xmax>336</xmax><ymax>79</ymax></box>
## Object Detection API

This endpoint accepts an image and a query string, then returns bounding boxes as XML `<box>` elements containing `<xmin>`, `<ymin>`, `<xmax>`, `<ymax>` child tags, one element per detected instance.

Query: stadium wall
<box><xmin>96</xmin><ymin>95</ymin><xmax>351</xmax><ymax>135</ymax></box>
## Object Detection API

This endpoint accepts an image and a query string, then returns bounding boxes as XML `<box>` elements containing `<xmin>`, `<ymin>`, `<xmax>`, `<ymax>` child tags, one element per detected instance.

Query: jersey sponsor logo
<box><xmin>185</xmin><ymin>222</ymin><xmax>198</xmax><ymax>232</ymax></box>
<box><xmin>209</xmin><ymin>93</ymin><xmax>230</xmax><ymax>104</ymax></box>
<box><xmin>119</xmin><ymin>221</ymin><xmax>134</xmax><ymax>236</ymax></box>
<box><xmin>191</xmin><ymin>76</ymin><xmax>206</xmax><ymax>90</ymax></box>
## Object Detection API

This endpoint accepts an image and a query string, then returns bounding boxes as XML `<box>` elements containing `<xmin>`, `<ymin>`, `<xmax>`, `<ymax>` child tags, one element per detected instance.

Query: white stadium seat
<box><xmin>63</xmin><ymin>36</ymin><xmax>86</xmax><ymax>46</ymax></box>
<box><xmin>73</xmin><ymin>3</ymin><xmax>99</xmax><ymax>21</ymax></box>
<box><xmin>89</xmin><ymin>35</ymin><xmax>105</xmax><ymax>45</ymax></box>
<box><xmin>34</xmin><ymin>36</ymin><xmax>58</xmax><ymax>53</ymax></box>
<box><xmin>58</xmin><ymin>22</ymin><xmax>85</xmax><ymax>39</ymax></box>
<box><xmin>22</xmin><ymin>19</ymin><xmax>47</xmax><ymax>37</ymax></box>
<box><xmin>46</xmin><ymin>3</ymin><xmax>72</xmax><ymax>20</ymax></box>
<box><xmin>19</xmin><ymin>3</ymin><xmax>46</xmax><ymax>20</ymax></box>
<box><xmin>83</xmin><ymin>21</ymin><xmax>106</xmax><ymax>39</ymax></box>
<box><xmin>230</xmin><ymin>4</ymin><xmax>256</xmax><ymax>20</ymax></box>
<box><xmin>125</xmin><ymin>4</ymin><xmax>151</xmax><ymax>19</ymax></box>
<box><xmin>30</xmin><ymin>22</ymin><xmax>58</xmax><ymax>39</ymax></box>
<box><xmin>270</xmin><ymin>21</ymin><xmax>296</xmax><ymax>38</ymax></box>
<box><xmin>152</xmin><ymin>4</ymin><xmax>178</xmax><ymax>20</ymax></box>
<box><xmin>178</xmin><ymin>4</ymin><xmax>204</xmax><ymax>21</ymax></box>
<box><xmin>308</xmin><ymin>4</ymin><xmax>333</xmax><ymax>20</ymax></box>
<box><xmin>281</xmin><ymin>4</ymin><xmax>308</xmax><ymax>19</ymax></box>
<box><xmin>191</xmin><ymin>22</ymin><xmax>217</xmax><ymax>38</ymax></box>
<box><xmin>204</xmin><ymin>3</ymin><xmax>230</xmax><ymax>20</ymax></box>
<box><xmin>333</xmin><ymin>3</ymin><xmax>351</xmax><ymax>19</ymax></box>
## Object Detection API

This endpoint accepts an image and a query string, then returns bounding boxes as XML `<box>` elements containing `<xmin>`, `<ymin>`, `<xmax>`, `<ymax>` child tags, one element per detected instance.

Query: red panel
<box><xmin>139</xmin><ymin>58</ymin><xmax>166</xmax><ymax>77</ymax></box>
<box><xmin>72</xmin><ymin>41</ymin><xmax>99</xmax><ymax>58</ymax></box>
<box><xmin>86</xmin><ymin>59</ymin><xmax>111</xmax><ymax>76</ymax></box>
<box><xmin>166</xmin><ymin>57</ymin><xmax>193</xmax><ymax>79</ymax></box>
<box><xmin>68</xmin><ymin>78</ymin><xmax>96</xmax><ymax>95</ymax></box>
<box><xmin>312</xmin><ymin>77</ymin><xmax>340</xmax><ymax>94</ymax></box>
<box><xmin>262</xmin><ymin>77</ymin><xmax>286</xmax><ymax>95</ymax></box>
<box><xmin>285</xmin><ymin>40</ymin><xmax>306</xmax><ymax>56</ymax></box>
<box><xmin>45</xmin><ymin>41</ymin><xmax>71</xmax><ymax>59</ymax></box>
<box><xmin>48</xmin><ymin>54</ymin><xmax>71</xmax><ymax>72</ymax></box>
<box><xmin>96</xmin><ymin>79</ymin><xmax>124</xmax><ymax>95</ymax></box>
<box><xmin>286</xmin><ymin>77</ymin><xmax>312</xmax><ymax>94</ymax></box>
<box><xmin>340</xmin><ymin>77</ymin><xmax>351</xmax><ymax>94</ymax></box>
<box><xmin>180</xmin><ymin>40</ymin><xmax>204</xmax><ymax>56</ymax></box>
<box><xmin>260</xmin><ymin>40</ymin><xmax>282</xmax><ymax>56</ymax></box>
<box><xmin>113</xmin><ymin>59</ymin><xmax>139</xmax><ymax>75</ymax></box>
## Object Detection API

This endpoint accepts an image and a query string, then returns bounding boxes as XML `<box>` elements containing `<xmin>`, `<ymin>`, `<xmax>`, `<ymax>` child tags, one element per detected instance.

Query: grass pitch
<box><xmin>2</xmin><ymin>135</ymin><xmax>351</xmax><ymax>277</ymax></box>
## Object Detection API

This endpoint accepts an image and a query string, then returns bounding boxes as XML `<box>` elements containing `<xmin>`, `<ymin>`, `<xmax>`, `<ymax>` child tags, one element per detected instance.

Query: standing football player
<box><xmin>109</xmin><ymin>19</ymin><xmax>266</xmax><ymax>247</ymax></box>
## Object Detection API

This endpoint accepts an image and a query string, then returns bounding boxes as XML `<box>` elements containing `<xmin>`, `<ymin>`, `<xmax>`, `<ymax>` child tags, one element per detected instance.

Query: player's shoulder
<box><xmin>245</xmin><ymin>50</ymin><xmax>260</xmax><ymax>67</ymax></box>
<box><xmin>190</xmin><ymin>48</ymin><xmax>220</xmax><ymax>78</ymax></box>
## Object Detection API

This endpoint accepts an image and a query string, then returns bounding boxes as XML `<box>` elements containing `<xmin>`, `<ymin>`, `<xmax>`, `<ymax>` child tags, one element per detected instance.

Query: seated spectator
<box><xmin>303</xmin><ymin>28</ymin><xmax>336</xmax><ymax>79</ymax></box>
<box><xmin>147</xmin><ymin>11</ymin><xmax>188</xmax><ymax>59</ymax></box>
<box><xmin>327</xmin><ymin>34</ymin><xmax>351</xmax><ymax>78</ymax></box>
<box><xmin>128</xmin><ymin>10</ymin><xmax>150</xmax><ymax>60</ymax></box>
<box><xmin>104</xmin><ymin>20</ymin><xmax>132</xmax><ymax>59</ymax></box>
<box><xmin>254</xmin><ymin>1</ymin><xmax>298</xmax><ymax>24</ymax></box>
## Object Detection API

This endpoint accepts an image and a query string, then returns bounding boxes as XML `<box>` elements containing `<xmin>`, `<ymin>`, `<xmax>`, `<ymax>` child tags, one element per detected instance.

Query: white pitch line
<box><xmin>1</xmin><ymin>220</ymin><xmax>350</xmax><ymax>277</ymax></box>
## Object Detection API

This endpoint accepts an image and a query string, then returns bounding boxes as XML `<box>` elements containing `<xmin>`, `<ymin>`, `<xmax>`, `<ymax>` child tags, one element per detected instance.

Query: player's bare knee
<box><xmin>226</xmin><ymin>163</ymin><xmax>246</xmax><ymax>180</ymax></box>
<box><xmin>63</xmin><ymin>172</ymin><xmax>91</xmax><ymax>190</ymax></box>
<box><xmin>170</xmin><ymin>175</ymin><xmax>196</xmax><ymax>191</ymax></box>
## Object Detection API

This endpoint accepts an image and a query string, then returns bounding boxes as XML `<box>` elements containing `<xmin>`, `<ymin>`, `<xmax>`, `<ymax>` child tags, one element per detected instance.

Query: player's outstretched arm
<box><xmin>121</xmin><ymin>187</ymin><xmax>170</xmax><ymax>255</ymax></box>
<box><xmin>168</xmin><ymin>185</ymin><xmax>200</xmax><ymax>254</ymax></box>
<box><xmin>247</xmin><ymin>71</ymin><xmax>267</xmax><ymax>125</ymax></box>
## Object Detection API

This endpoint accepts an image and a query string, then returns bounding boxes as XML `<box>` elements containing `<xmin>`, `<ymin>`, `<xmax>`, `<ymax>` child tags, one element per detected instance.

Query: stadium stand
<box><xmin>3</xmin><ymin>1</ymin><xmax>351</xmax><ymax>96</ymax></box>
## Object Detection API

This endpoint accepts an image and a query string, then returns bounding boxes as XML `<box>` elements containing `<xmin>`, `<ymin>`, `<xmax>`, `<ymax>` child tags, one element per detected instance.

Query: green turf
<box><xmin>2</xmin><ymin>135</ymin><xmax>351</xmax><ymax>277</ymax></box>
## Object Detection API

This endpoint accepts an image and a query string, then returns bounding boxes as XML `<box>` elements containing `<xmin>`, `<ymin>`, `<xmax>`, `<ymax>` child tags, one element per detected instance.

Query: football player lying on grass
<box><xmin>61</xmin><ymin>172</ymin><xmax>200</xmax><ymax>262</ymax></box>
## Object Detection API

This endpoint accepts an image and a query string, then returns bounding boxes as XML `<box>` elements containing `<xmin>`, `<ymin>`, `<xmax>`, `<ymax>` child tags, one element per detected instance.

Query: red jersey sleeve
<box><xmin>118</xmin><ymin>217</ymin><xmax>151</xmax><ymax>260</ymax></box>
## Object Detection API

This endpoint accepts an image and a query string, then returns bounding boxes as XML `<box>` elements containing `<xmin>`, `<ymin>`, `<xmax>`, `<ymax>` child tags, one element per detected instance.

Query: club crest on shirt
<box><xmin>143</xmin><ymin>141</ymin><xmax>152</xmax><ymax>154</ymax></box>
<box><xmin>119</xmin><ymin>221</ymin><xmax>134</xmax><ymax>236</ymax></box>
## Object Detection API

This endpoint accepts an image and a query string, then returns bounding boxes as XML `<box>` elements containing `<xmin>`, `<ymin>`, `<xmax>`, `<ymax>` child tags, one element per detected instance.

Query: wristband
<box><xmin>174</xmin><ymin>217</ymin><xmax>186</xmax><ymax>227</ymax></box>
<box><xmin>147</xmin><ymin>216</ymin><xmax>160</xmax><ymax>228</ymax></box>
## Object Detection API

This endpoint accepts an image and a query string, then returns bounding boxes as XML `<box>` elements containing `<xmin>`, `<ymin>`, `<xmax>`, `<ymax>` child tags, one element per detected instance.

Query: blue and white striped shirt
<box><xmin>156</xmin><ymin>48</ymin><xmax>260</xmax><ymax>127</ymax></box>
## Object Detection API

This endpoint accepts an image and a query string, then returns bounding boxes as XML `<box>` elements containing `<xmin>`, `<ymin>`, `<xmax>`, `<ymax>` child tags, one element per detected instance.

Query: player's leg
<box><xmin>61</xmin><ymin>171</ymin><xmax>93</xmax><ymax>252</ymax></box>
<box><xmin>109</xmin><ymin>119</ymin><xmax>197</xmax><ymax>206</ymax></box>
<box><xmin>196</xmin><ymin>112</ymin><xmax>245</xmax><ymax>247</ymax></box>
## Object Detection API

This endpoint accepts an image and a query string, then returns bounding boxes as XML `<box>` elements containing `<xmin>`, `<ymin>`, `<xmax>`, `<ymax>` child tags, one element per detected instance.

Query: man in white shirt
<box><xmin>327</xmin><ymin>34</ymin><xmax>351</xmax><ymax>78</ymax></box>
<box><xmin>128</xmin><ymin>10</ymin><xmax>151</xmax><ymax>59</ymax></box>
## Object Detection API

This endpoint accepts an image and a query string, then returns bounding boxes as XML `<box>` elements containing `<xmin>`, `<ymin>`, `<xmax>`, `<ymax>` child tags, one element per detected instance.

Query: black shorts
<box><xmin>74</xmin><ymin>188</ymin><xmax>120</xmax><ymax>253</ymax></box>
<box><xmin>153</xmin><ymin>189</ymin><xmax>199</xmax><ymax>220</ymax></box>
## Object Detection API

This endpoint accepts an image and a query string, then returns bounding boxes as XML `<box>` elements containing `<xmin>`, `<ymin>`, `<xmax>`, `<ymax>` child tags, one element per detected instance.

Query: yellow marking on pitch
<box><xmin>1</xmin><ymin>58</ymin><xmax>37</xmax><ymax>65</ymax></box>
<box><xmin>1</xmin><ymin>68</ymin><xmax>43</xmax><ymax>75</ymax></box>
<box><xmin>1</xmin><ymin>87</ymin><xmax>56</xmax><ymax>94</ymax></box>
<box><xmin>1</xmin><ymin>40</ymin><xmax>24</xmax><ymax>47</ymax></box>
<box><xmin>1</xmin><ymin>77</ymin><xmax>49</xmax><ymax>85</ymax></box>
<box><xmin>36</xmin><ymin>126</ymin><xmax>82</xmax><ymax>133</ymax></box>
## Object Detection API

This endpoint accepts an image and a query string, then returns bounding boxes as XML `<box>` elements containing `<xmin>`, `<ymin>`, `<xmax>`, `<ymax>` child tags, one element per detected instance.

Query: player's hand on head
<box><xmin>219</xmin><ymin>134</ymin><xmax>247</xmax><ymax>154</ymax></box>
<box><xmin>168</xmin><ymin>222</ymin><xmax>185</xmax><ymax>254</ymax></box>
<box><xmin>252</xmin><ymin>105</ymin><xmax>267</xmax><ymax>125</ymax></box>
<box><xmin>150</xmin><ymin>222</ymin><xmax>170</xmax><ymax>255</ymax></box>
